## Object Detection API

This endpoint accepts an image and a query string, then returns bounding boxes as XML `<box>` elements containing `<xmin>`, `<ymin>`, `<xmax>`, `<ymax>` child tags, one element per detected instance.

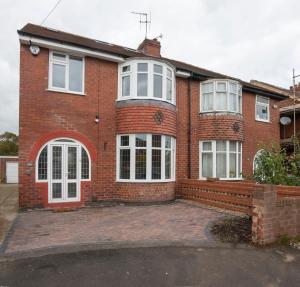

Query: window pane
<box><xmin>229</xmin><ymin>153</ymin><xmax>237</xmax><ymax>178</ymax></box>
<box><xmin>165</xmin><ymin>136</ymin><xmax>171</xmax><ymax>149</ymax></box>
<box><xmin>229</xmin><ymin>141</ymin><xmax>236</xmax><ymax>152</ymax></box>
<box><xmin>52</xmin><ymin>146</ymin><xmax>62</xmax><ymax>180</ymax></box>
<box><xmin>238</xmin><ymin>153</ymin><xmax>241</xmax><ymax>177</ymax></box>
<box><xmin>152</xmin><ymin>135</ymin><xmax>161</xmax><ymax>148</ymax></box>
<box><xmin>229</xmin><ymin>83</ymin><xmax>237</xmax><ymax>93</ymax></box>
<box><xmin>167</xmin><ymin>78</ymin><xmax>172</xmax><ymax>101</ymax></box>
<box><xmin>69</xmin><ymin>56</ymin><xmax>83</xmax><ymax>92</ymax></box>
<box><xmin>137</xmin><ymin>74</ymin><xmax>148</xmax><ymax>97</ymax></box>
<box><xmin>202</xmin><ymin>93</ymin><xmax>213</xmax><ymax>111</ymax></box>
<box><xmin>215</xmin><ymin>92</ymin><xmax>227</xmax><ymax>110</ymax></box>
<box><xmin>257</xmin><ymin>96</ymin><xmax>269</xmax><ymax>104</ymax></box>
<box><xmin>154</xmin><ymin>74</ymin><xmax>162</xmax><ymax>98</ymax></box>
<box><xmin>121</xmin><ymin>135</ymin><xmax>129</xmax><ymax>146</ymax></box>
<box><xmin>53</xmin><ymin>53</ymin><xmax>66</xmax><ymax>61</ymax></box>
<box><xmin>202</xmin><ymin>142</ymin><xmax>212</xmax><ymax>151</ymax></box>
<box><xmin>52</xmin><ymin>183</ymin><xmax>62</xmax><ymax>199</ymax></box>
<box><xmin>122</xmin><ymin>65</ymin><xmax>130</xmax><ymax>73</ymax></box>
<box><xmin>217</xmin><ymin>82</ymin><xmax>226</xmax><ymax>91</ymax></box>
<box><xmin>120</xmin><ymin>149</ymin><xmax>130</xmax><ymax>179</ymax></box>
<box><xmin>202</xmin><ymin>153</ymin><xmax>213</xmax><ymax>178</ymax></box>
<box><xmin>38</xmin><ymin>146</ymin><xmax>47</xmax><ymax>180</ymax></box>
<box><xmin>216</xmin><ymin>153</ymin><xmax>226</xmax><ymax>178</ymax></box>
<box><xmin>135</xmin><ymin>149</ymin><xmax>146</xmax><ymax>179</ymax></box>
<box><xmin>239</xmin><ymin>95</ymin><xmax>242</xmax><ymax>113</ymax></box>
<box><xmin>165</xmin><ymin>150</ymin><xmax>171</xmax><ymax>179</ymax></box>
<box><xmin>52</xmin><ymin>64</ymin><xmax>65</xmax><ymax>88</ymax></box>
<box><xmin>216</xmin><ymin>141</ymin><xmax>226</xmax><ymax>151</ymax></box>
<box><xmin>68</xmin><ymin>183</ymin><xmax>77</xmax><ymax>198</ymax></box>
<box><xmin>229</xmin><ymin>93</ymin><xmax>237</xmax><ymax>111</ymax></box>
<box><xmin>167</xmin><ymin>68</ymin><xmax>172</xmax><ymax>78</ymax></box>
<box><xmin>154</xmin><ymin>64</ymin><xmax>162</xmax><ymax>74</ymax></box>
<box><xmin>256</xmin><ymin>105</ymin><xmax>268</xmax><ymax>120</ymax></box>
<box><xmin>202</xmin><ymin>82</ymin><xmax>213</xmax><ymax>93</ymax></box>
<box><xmin>136</xmin><ymin>134</ymin><xmax>147</xmax><ymax>147</ymax></box>
<box><xmin>122</xmin><ymin>75</ymin><xmax>130</xmax><ymax>97</ymax></box>
<box><xmin>152</xmin><ymin>149</ymin><xmax>161</xmax><ymax>179</ymax></box>
<box><xmin>68</xmin><ymin>147</ymin><xmax>77</xmax><ymax>180</ymax></box>
<box><xmin>138</xmin><ymin>63</ymin><xmax>148</xmax><ymax>72</ymax></box>
<box><xmin>81</xmin><ymin>148</ymin><xmax>89</xmax><ymax>179</ymax></box>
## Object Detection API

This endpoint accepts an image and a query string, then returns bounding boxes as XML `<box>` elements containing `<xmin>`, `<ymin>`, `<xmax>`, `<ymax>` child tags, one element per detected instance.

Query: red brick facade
<box><xmin>18</xmin><ymin>25</ymin><xmax>285</xmax><ymax>209</ymax></box>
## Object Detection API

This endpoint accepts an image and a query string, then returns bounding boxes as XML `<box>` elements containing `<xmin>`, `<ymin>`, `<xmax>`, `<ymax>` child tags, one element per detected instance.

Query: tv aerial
<box><xmin>131</xmin><ymin>11</ymin><xmax>151</xmax><ymax>38</ymax></box>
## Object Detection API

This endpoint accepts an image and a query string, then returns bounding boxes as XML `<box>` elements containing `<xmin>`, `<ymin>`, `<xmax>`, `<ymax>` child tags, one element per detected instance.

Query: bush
<box><xmin>252</xmin><ymin>143</ymin><xmax>300</xmax><ymax>186</ymax></box>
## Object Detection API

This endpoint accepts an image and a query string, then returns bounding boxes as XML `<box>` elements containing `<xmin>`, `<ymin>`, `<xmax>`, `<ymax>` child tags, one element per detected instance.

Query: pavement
<box><xmin>1</xmin><ymin>246</ymin><xmax>300</xmax><ymax>287</ymax></box>
<box><xmin>0</xmin><ymin>184</ymin><xmax>18</xmax><ymax>246</ymax></box>
<box><xmin>2</xmin><ymin>201</ymin><xmax>224</xmax><ymax>256</ymax></box>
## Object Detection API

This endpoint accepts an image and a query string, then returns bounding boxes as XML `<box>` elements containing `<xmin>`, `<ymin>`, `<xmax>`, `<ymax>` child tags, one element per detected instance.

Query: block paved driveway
<box><xmin>3</xmin><ymin>202</ymin><xmax>224</xmax><ymax>255</ymax></box>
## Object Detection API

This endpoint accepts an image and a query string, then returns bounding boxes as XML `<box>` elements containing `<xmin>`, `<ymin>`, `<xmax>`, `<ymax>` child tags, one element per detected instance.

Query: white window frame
<box><xmin>255</xmin><ymin>95</ymin><xmax>270</xmax><ymax>122</ymax></box>
<box><xmin>118</xmin><ymin>59</ymin><xmax>176</xmax><ymax>105</ymax></box>
<box><xmin>199</xmin><ymin>140</ymin><xmax>242</xmax><ymax>180</ymax></box>
<box><xmin>116</xmin><ymin>134</ymin><xmax>176</xmax><ymax>182</ymax></box>
<box><xmin>35</xmin><ymin>137</ymin><xmax>91</xmax><ymax>183</ymax></box>
<box><xmin>48</xmin><ymin>51</ymin><xmax>85</xmax><ymax>95</ymax></box>
<box><xmin>200</xmin><ymin>79</ymin><xmax>242</xmax><ymax>114</ymax></box>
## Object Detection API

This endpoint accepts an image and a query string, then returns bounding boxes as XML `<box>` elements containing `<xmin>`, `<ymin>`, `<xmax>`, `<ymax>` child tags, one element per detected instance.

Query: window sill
<box><xmin>116</xmin><ymin>179</ymin><xmax>175</xmax><ymax>183</ymax></box>
<box><xmin>199</xmin><ymin>177</ymin><xmax>243</xmax><ymax>181</ymax></box>
<box><xmin>199</xmin><ymin>111</ymin><xmax>242</xmax><ymax>115</ymax></box>
<box><xmin>116</xmin><ymin>97</ymin><xmax>176</xmax><ymax>106</ymax></box>
<box><xmin>255</xmin><ymin>118</ymin><xmax>270</xmax><ymax>123</ymax></box>
<box><xmin>46</xmin><ymin>88</ymin><xmax>86</xmax><ymax>96</ymax></box>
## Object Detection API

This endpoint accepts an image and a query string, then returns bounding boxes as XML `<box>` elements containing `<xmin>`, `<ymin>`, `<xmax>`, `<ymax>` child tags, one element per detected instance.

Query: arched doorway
<box><xmin>36</xmin><ymin>138</ymin><xmax>91</xmax><ymax>203</ymax></box>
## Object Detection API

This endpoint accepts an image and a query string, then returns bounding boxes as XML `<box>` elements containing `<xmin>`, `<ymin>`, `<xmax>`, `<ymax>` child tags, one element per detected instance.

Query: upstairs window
<box><xmin>256</xmin><ymin>96</ymin><xmax>269</xmax><ymax>122</ymax></box>
<box><xmin>49</xmin><ymin>51</ymin><xmax>84</xmax><ymax>94</ymax></box>
<box><xmin>200</xmin><ymin>80</ymin><xmax>242</xmax><ymax>113</ymax></box>
<box><xmin>119</xmin><ymin>60</ymin><xmax>175</xmax><ymax>104</ymax></box>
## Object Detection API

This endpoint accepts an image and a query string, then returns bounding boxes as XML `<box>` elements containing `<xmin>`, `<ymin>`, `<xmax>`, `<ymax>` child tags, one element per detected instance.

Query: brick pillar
<box><xmin>252</xmin><ymin>184</ymin><xmax>277</xmax><ymax>245</ymax></box>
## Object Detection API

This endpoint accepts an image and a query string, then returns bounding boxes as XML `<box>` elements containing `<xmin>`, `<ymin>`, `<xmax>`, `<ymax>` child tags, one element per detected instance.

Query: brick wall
<box><xmin>252</xmin><ymin>185</ymin><xmax>300</xmax><ymax>244</ymax></box>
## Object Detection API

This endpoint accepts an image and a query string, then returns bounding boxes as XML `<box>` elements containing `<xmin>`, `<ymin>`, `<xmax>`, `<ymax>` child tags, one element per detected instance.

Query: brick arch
<box><xmin>29</xmin><ymin>130</ymin><xmax>97</xmax><ymax>162</ymax></box>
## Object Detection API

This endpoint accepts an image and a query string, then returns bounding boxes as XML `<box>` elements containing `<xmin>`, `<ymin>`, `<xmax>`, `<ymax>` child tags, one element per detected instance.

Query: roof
<box><xmin>250</xmin><ymin>80</ymin><xmax>291</xmax><ymax>97</ymax></box>
<box><xmin>18</xmin><ymin>23</ymin><xmax>288</xmax><ymax>100</ymax></box>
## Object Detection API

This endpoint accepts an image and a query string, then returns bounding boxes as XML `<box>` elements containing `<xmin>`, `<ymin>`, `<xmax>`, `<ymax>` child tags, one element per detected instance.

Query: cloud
<box><xmin>0</xmin><ymin>0</ymin><xmax>300</xmax><ymax>134</ymax></box>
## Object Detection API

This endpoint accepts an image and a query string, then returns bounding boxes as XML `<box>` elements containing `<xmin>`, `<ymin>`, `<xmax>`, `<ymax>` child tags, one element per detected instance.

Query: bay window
<box><xmin>200</xmin><ymin>140</ymin><xmax>242</xmax><ymax>180</ymax></box>
<box><xmin>117</xmin><ymin>134</ymin><xmax>176</xmax><ymax>182</ymax></box>
<box><xmin>49</xmin><ymin>51</ymin><xmax>84</xmax><ymax>94</ymax></box>
<box><xmin>200</xmin><ymin>80</ymin><xmax>242</xmax><ymax>113</ymax></box>
<box><xmin>118</xmin><ymin>60</ymin><xmax>175</xmax><ymax>104</ymax></box>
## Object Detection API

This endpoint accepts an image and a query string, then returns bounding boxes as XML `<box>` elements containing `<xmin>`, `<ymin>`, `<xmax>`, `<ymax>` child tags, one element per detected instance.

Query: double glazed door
<box><xmin>49</xmin><ymin>143</ymin><xmax>80</xmax><ymax>202</ymax></box>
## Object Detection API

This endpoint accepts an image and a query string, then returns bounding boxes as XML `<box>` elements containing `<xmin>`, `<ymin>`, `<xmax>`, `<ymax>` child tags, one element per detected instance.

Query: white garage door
<box><xmin>6</xmin><ymin>162</ymin><xmax>19</xmax><ymax>183</ymax></box>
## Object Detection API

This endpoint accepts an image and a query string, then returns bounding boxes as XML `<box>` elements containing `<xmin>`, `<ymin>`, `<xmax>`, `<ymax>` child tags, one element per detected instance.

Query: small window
<box><xmin>256</xmin><ymin>96</ymin><xmax>269</xmax><ymax>122</ymax></box>
<box><xmin>38</xmin><ymin>146</ymin><xmax>48</xmax><ymax>180</ymax></box>
<box><xmin>81</xmin><ymin>148</ymin><xmax>89</xmax><ymax>179</ymax></box>
<box><xmin>49</xmin><ymin>52</ymin><xmax>84</xmax><ymax>94</ymax></box>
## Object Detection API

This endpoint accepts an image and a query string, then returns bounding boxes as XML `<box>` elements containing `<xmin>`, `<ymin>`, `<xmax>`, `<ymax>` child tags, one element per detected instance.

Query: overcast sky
<box><xmin>1</xmin><ymin>0</ymin><xmax>300</xmax><ymax>135</ymax></box>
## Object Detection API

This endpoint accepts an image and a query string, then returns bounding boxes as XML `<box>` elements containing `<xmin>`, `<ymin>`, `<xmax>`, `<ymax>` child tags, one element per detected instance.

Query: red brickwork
<box><xmin>115</xmin><ymin>182</ymin><xmax>175</xmax><ymax>202</ymax></box>
<box><xmin>116</xmin><ymin>103</ymin><xmax>176</xmax><ymax>136</ymax></box>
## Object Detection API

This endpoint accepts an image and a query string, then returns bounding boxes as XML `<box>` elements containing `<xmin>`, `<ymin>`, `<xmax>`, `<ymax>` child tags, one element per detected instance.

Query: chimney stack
<box><xmin>137</xmin><ymin>38</ymin><xmax>161</xmax><ymax>57</ymax></box>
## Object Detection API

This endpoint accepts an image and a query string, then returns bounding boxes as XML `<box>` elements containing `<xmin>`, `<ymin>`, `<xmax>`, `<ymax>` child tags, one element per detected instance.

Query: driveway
<box><xmin>2</xmin><ymin>202</ymin><xmax>223</xmax><ymax>256</ymax></box>
<box><xmin>0</xmin><ymin>184</ymin><xmax>18</xmax><ymax>246</ymax></box>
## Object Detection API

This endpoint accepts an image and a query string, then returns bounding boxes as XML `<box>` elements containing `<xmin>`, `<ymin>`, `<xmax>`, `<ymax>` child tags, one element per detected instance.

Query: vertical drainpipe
<box><xmin>188</xmin><ymin>76</ymin><xmax>192</xmax><ymax>179</ymax></box>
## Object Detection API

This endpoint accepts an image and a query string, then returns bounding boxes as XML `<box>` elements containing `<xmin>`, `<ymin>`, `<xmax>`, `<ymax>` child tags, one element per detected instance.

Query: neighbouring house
<box><xmin>0</xmin><ymin>156</ymin><xmax>19</xmax><ymax>183</ymax></box>
<box><xmin>17</xmin><ymin>23</ymin><xmax>287</xmax><ymax>209</ymax></box>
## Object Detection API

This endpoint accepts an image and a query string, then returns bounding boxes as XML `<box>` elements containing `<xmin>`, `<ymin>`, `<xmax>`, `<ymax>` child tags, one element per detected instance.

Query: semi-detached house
<box><xmin>17</xmin><ymin>23</ymin><xmax>287</xmax><ymax>209</ymax></box>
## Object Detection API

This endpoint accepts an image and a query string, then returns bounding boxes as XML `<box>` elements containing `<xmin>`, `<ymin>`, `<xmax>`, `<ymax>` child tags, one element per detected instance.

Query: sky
<box><xmin>1</xmin><ymin>0</ymin><xmax>300</xmax><ymax>135</ymax></box>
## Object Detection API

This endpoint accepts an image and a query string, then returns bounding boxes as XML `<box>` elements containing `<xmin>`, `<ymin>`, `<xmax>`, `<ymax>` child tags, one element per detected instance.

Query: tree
<box><xmin>0</xmin><ymin>132</ymin><xmax>19</xmax><ymax>156</ymax></box>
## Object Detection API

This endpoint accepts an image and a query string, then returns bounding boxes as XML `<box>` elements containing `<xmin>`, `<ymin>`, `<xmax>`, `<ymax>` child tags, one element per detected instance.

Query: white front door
<box><xmin>6</xmin><ymin>162</ymin><xmax>19</xmax><ymax>183</ymax></box>
<box><xmin>49</xmin><ymin>143</ymin><xmax>80</xmax><ymax>202</ymax></box>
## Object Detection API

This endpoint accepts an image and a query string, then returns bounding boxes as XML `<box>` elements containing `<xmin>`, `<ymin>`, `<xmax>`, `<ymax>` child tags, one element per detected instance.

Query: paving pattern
<box><xmin>4</xmin><ymin>202</ymin><xmax>223</xmax><ymax>254</ymax></box>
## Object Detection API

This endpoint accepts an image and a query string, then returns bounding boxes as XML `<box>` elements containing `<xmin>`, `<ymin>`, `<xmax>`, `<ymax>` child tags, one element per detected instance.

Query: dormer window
<box><xmin>49</xmin><ymin>51</ymin><xmax>84</xmax><ymax>94</ymax></box>
<box><xmin>200</xmin><ymin>80</ymin><xmax>242</xmax><ymax>113</ymax></box>
<box><xmin>118</xmin><ymin>59</ymin><xmax>175</xmax><ymax>104</ymax></box>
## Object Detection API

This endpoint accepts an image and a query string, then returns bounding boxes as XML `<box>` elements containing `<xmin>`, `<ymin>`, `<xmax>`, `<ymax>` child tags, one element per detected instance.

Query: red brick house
<box><xmin>18</xmin><ymin>23</ymin><xmax>287</xmax><ymax>209</ymax></box>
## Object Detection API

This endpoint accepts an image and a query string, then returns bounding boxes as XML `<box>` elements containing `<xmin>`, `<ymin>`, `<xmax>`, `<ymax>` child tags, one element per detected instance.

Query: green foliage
<box><xmin>252</xmin><ymin>142</ymin><xmax>300</xmax><ymax>186</ymax></box>
<box><xmin>0</xmin><ymin>132</ymin><xmax>18</xmax><ymax>156</ymax></box>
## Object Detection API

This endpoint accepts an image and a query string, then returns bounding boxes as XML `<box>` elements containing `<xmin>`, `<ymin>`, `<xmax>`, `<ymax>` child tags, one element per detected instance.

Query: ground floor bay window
<box><xmin>117</xmin><ymin>134</ymin><xmax>176</xmax><ymax>182</ymax></box>
<box><xmin>200</xmin><ymin>140</ymin><xmax>242</xmax><ymax>180</ymax></box>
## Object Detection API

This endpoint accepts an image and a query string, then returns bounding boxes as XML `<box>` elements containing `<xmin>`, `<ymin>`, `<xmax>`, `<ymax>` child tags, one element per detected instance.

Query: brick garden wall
<box><xmin>176</xmin><ymin>179</ymin><xmax>300</xmax><ymax>245</ymax></box>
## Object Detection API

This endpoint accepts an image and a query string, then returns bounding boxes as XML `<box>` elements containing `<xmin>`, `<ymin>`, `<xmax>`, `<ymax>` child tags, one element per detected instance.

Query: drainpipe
<box><xmin>188</xmin><ymin>77</ymin><xmax>192</xmax><ymax>179</ymax></box>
